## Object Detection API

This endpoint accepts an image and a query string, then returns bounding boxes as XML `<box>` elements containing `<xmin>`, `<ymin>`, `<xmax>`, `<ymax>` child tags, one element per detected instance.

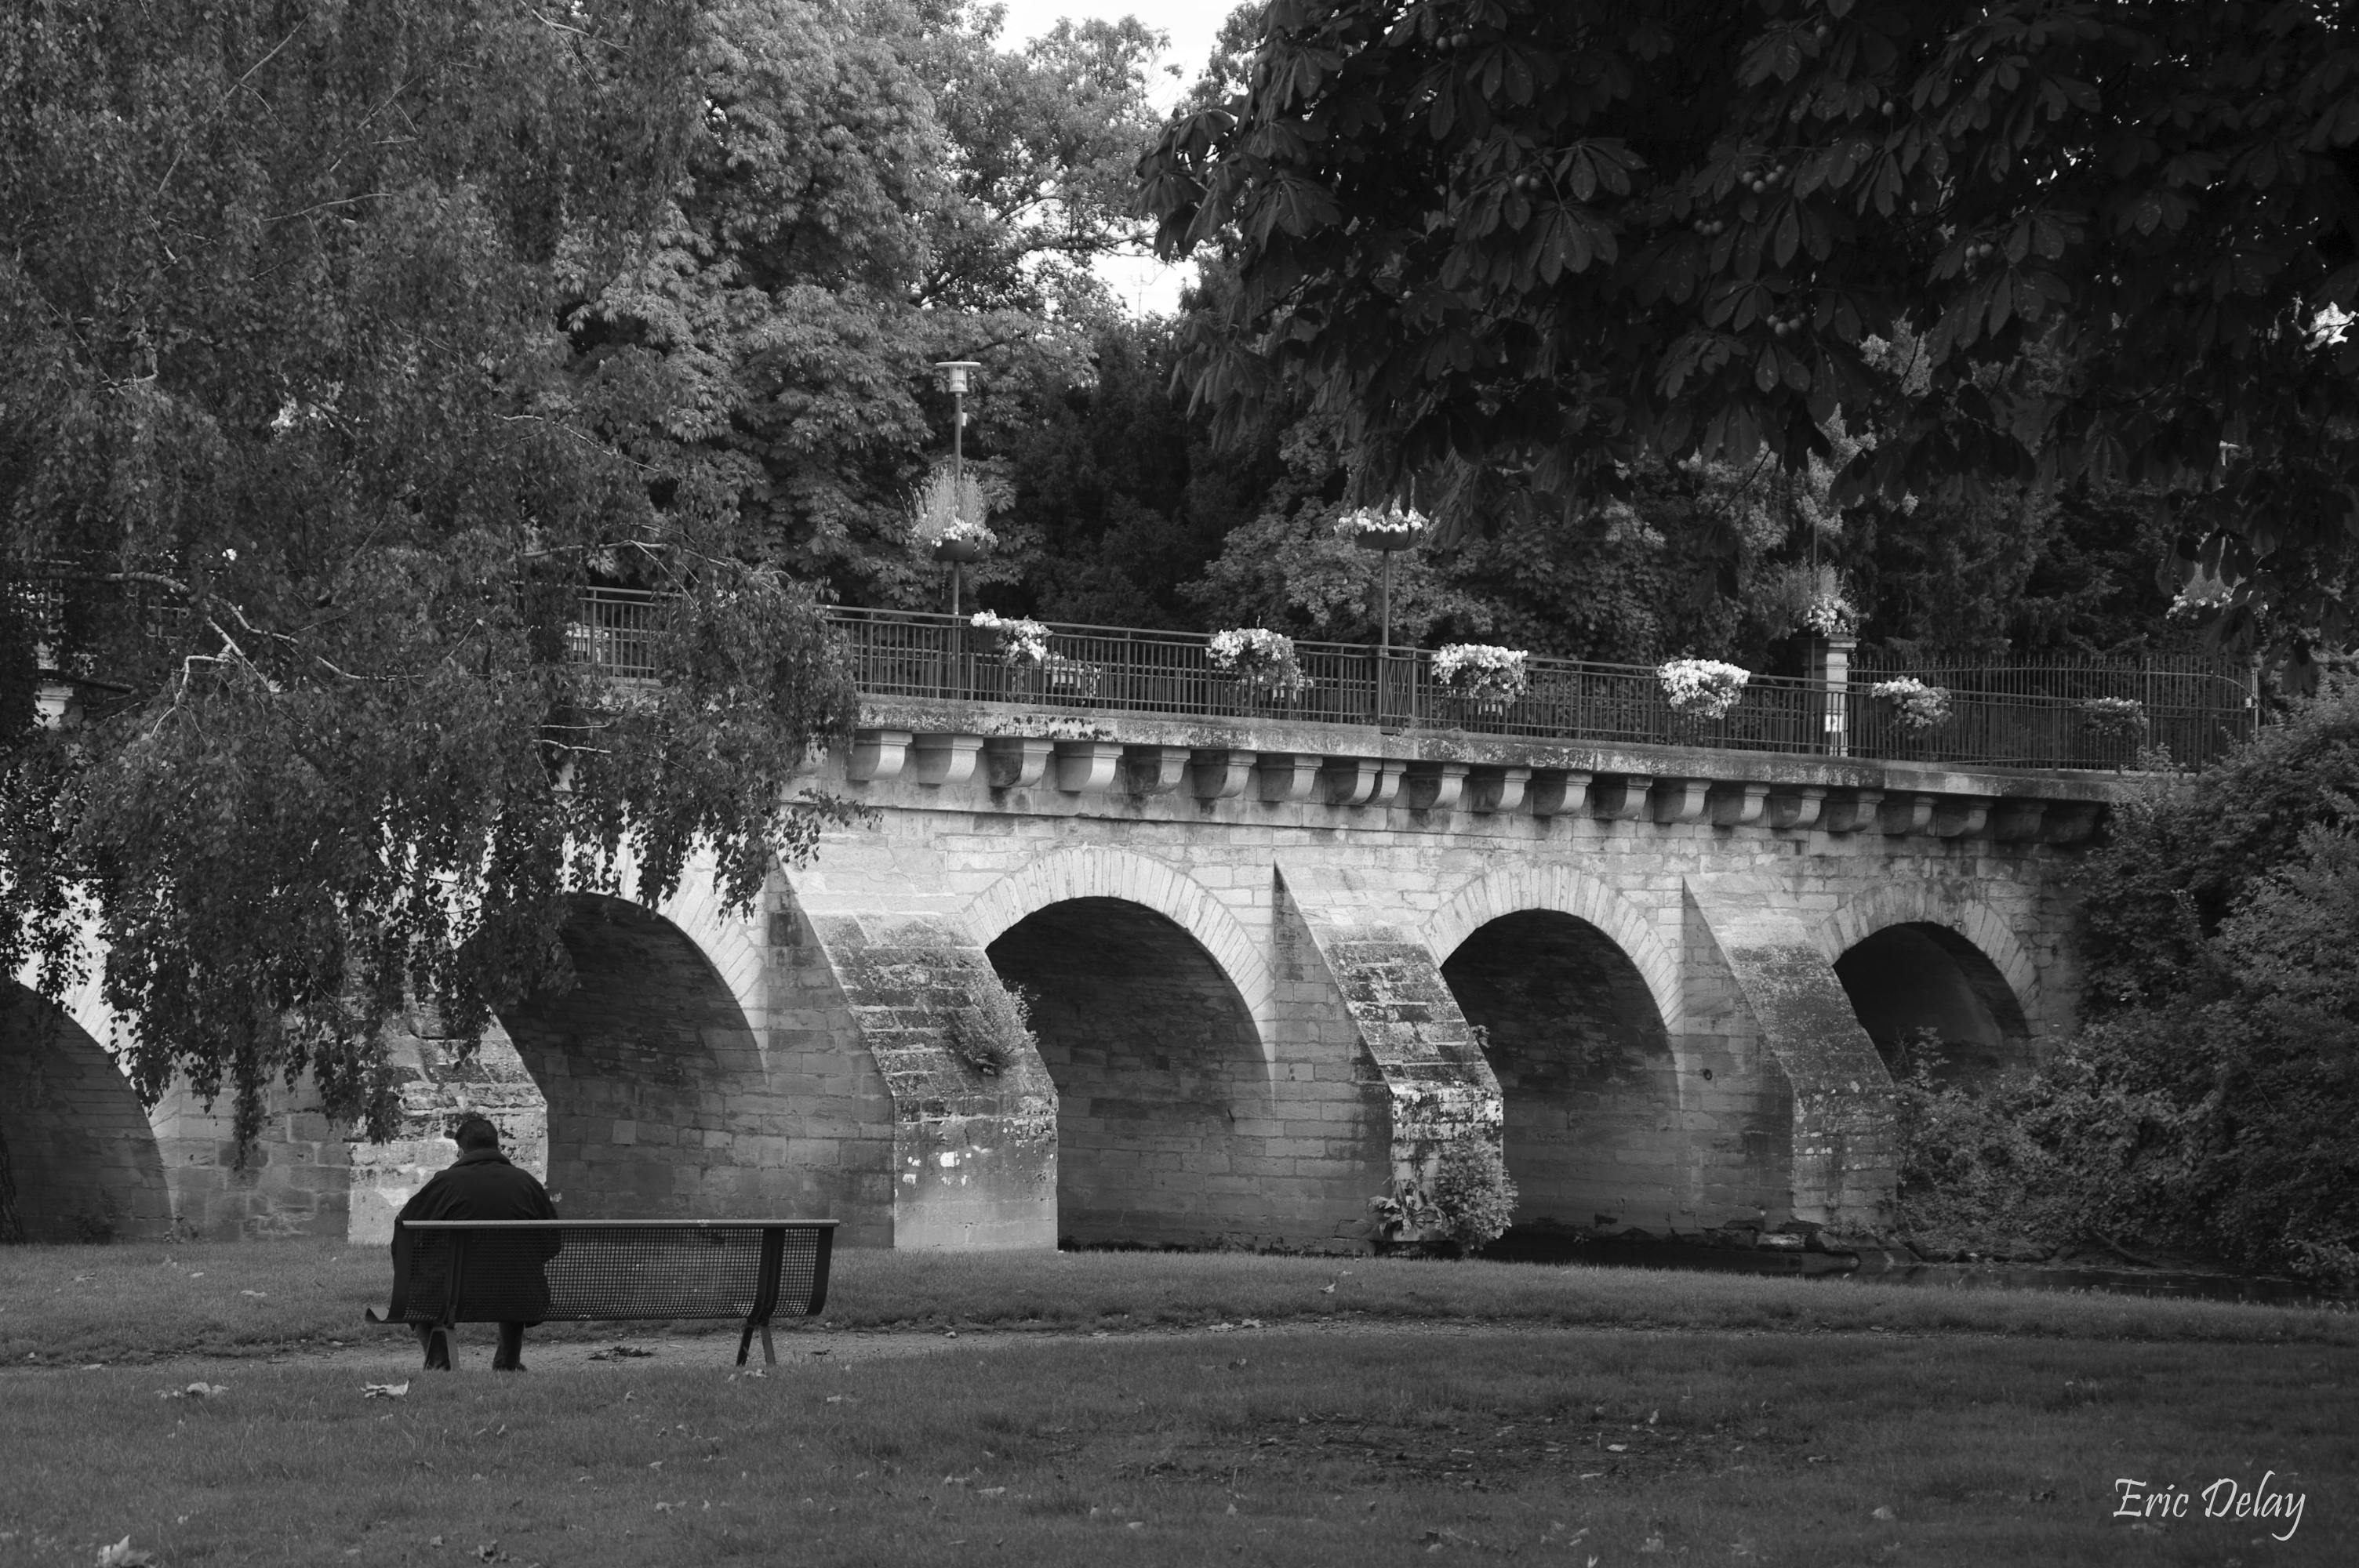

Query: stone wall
<box><xmin>20</xmin><ymin>707</ymin><xmax>2113</xmax><ymax>1252</ymax></box>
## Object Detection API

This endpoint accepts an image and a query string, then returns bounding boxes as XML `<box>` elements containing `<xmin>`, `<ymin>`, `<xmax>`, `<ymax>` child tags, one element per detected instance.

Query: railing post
<box><xmin>1811</xmin><ymin>636</ymin><xmax>1856</xmax><ymax>757</ymax></box>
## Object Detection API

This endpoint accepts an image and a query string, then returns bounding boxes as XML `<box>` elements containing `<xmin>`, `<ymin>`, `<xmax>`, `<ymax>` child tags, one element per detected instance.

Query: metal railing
<box><xmin>569</xmin><ymin>595</ymin><xmax>2257</xmax><ymax>772</ymax></box>
<box><xmin>568</xmin><ymin>587</ymin><xmax>662</xmax><ymax>681</ymax></box>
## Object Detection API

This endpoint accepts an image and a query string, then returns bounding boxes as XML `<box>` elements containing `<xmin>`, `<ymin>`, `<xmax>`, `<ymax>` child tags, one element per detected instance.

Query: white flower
<box><xmin>1870</xmin><ymin>677</ymin><xmax>1951</xmax><ymax>730</ymax></box>
<box><xmin>1209</xmin><ymin>626</ymin><xmax>1296</xmax><ymax>671</ymax></box>
<box><xmin>1657</xmin><ymin>658</ymin><xmax>1750</xmax><ymax>718</ymax></box>
<box><xmin>1801</xmin><ymin>592</ymin><xmax>1856</xmax><ymax>638</ymax></box>
<box><xmin>936</xmin><ymin>518</ymin><xmax>998</xmax><ymax>547</ymax></box>
<box><xmin>1432</xmin><ymin>643</ymin><xmax>1530</xmax><ymax>704</ymax></box>
<box><xmin>1332</xmin><ymin>501</ymin><xmax>1430</xmax><ymax>539</ymax></box>
<box><xmin>969</xmin><ymin>611</ymin><xmax>1048</xmax><ymax>664</ymax></box>
<box><xmin>1209</xmin><ymin>626</ymin><xmax>1310</xmax><ymax>695</ymax></box>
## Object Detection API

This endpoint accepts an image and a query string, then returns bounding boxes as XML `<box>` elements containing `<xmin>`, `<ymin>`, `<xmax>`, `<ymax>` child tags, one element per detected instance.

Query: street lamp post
<box><xmin>935</xmin><ymin>360</ymin><xmax>982</xmax><ymax>619</ymax></box>
<box><xmin>1349</xmin><ymin>510</ymin><xmax>1423</xmax><ymax>725</ymax></box>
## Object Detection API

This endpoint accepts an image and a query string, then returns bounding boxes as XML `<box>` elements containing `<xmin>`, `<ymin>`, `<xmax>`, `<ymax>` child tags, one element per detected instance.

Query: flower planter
<box><xmin>1432</xmin><ymin>644</ymin><xmax>1531</xmax><ymax>716</ymax></box>
<box><xmin>1351</xmin><ymin>524</ymin><xmax>1423</xmax><ymax>553</ymax></box>
<box><xmin>933</xmin><ymin>537</ymin><xmax>988</xmax><ymax>564</ymax></box>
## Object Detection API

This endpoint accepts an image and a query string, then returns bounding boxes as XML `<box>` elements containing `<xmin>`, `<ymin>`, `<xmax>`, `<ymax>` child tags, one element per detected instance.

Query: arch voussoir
<box><xmin>1426</xmin><ymin>860</ymin><xmax>1684</xmax><ymax>1034</ymax></box>
<box><xmin>961</xmin><ymin>846</ymin><xmax>1276</xmax><ymax>1055</ymax></box>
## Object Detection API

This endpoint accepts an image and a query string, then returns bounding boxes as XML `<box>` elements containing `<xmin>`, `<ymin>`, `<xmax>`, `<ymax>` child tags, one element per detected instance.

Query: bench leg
<box><xmin>761</xmin><ymin>1323</ymin><xmax>776</xmax><ymax>1367</ymax></box>
<box><xmin>736</xmin><ymin>1319</ymin><xmax>755</xmax><ymax>1367</ymax></box>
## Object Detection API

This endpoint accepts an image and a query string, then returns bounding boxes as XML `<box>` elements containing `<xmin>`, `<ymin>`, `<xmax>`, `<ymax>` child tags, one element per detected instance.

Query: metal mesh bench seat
<box><xmin>366</xmin><ymin>1219</ymin><xmax>837</xmax><ymax>1367</ymax></box>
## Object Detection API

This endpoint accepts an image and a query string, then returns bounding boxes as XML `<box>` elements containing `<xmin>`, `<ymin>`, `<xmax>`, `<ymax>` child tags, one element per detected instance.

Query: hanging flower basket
<box><xmin>932</xmin><ymin>518</ymin><xmax>997</xmax><ymax>564</ymax></box>
<box><xmin>1870</xmin><ymin>677</ymin><xmax>1952</xmax><ymax>731</ymax></box>
<box><xmin>1658</xmin><ymin>658</ymin><xmax>1750</xmax><ymax>720</ymax></box>
<box><xmin>1209</xmin><ymin>626</ymin><xmax>1312</xmax><ymax>701</ymax></box>
<box><xmin>1431</xmin><ymin>643</ymin><xmax>1529</xmax><ymax>711</ymax></box>
<box><xmin>1335</xmin><ymin>502</ymin><xmax>1430</xmax><ymax>553</ymax></box>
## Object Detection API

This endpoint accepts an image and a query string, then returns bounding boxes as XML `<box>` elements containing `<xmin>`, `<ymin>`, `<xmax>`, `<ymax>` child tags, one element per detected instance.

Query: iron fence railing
<box><xmin>1845</xmin><ymin>649</ymin><xmax>2255</xmax><ymax>769</ymax></box>
<box><xmin>569</xmin><ymin>586</ymin><xmax>662</xmax><ymax>681</ymax></box>
<box><xmin>565</xmin><ymin>596</ymin><xmax>2259</xmax><ymax>772</ymax></box>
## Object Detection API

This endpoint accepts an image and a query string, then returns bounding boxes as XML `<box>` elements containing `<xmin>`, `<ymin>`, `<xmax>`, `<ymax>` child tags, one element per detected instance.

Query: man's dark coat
<box><xmin>391</xmin><ymin>1149</ymin><xmax>560</xmax><ymax>1322</ymax></box>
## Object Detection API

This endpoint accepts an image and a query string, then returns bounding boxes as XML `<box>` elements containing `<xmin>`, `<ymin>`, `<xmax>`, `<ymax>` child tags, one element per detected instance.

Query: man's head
<box><xmin>453</xmin><ymin>1116</ymin><xmax>500</xmax><ymax>1153</ymax></box>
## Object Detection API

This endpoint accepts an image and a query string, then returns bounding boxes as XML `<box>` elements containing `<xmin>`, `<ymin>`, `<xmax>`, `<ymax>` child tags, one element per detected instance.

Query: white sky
<box><xmin>994</xmin><ymin>0</ymin><xmax>1238</xmax><ymax>315</ymax></box>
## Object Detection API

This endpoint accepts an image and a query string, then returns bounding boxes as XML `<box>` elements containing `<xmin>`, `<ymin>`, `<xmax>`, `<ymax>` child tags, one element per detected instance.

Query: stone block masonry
<box><xmin>42</xmin><ymin>702</ymin><xmax>2116</xmax><ymax>1250</ymax></box>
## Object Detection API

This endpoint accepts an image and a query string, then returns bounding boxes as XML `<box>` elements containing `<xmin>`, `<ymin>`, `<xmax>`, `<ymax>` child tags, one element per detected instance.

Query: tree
<box><xmin>1141</xmin><ymin>1</ymin><xmax>2359</xmax><ymax>655</ymax></box>
<box><xmin>1894</xmin><ymin>688</ymin><xmax>2359</xmax><ymax>1281</ymax></box>
<box><xmin>1</xmin><ymin>0</ymin><xmax>856</xmax><ymax>1160</ymax></box>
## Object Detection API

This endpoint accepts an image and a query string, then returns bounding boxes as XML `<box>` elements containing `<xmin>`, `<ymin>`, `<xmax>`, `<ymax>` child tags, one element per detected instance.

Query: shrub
<box><xmin>1892</xmin><ymin>683</ymin><xmax>2359</xmax><ymax>1283</ymax></box>
<box><xmin>1430</xmin><ymin>1136</ymin><xmax>1518</xmax><ymax>1251</ymax></box>
<box><xmin>1371</xmin><ymin>1131</ymin><xmax>1519</xmax><ymax>1255</ymax></box>
<box><xmin>947</xmin><ymin>976</ymin><xmax>1038</xmax><ymax>1077</ymax></box>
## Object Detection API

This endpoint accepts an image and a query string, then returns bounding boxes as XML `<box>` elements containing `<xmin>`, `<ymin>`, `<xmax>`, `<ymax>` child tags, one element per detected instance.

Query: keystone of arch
<box><xmin>1423</xmin><ymin>860</ymin><xmax>1685</xmax><ymax>1036</ymax></box>
<box><xmin>1810</xmin><ymin>884</ymin><xmax>2041</xmax><ymax>1027</ymax></box>
<box><xmin>960</xmin><ymin>846</ymin><xmax>1278</xmax><ymax>1058</ymax></box>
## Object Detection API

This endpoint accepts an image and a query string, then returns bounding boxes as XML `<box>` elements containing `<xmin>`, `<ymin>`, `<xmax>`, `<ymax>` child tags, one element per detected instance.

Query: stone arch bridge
<box><xmin>6</xmin><ymin>708</ymin><xmax>2131</xmax><ymax>1253</ymax></box>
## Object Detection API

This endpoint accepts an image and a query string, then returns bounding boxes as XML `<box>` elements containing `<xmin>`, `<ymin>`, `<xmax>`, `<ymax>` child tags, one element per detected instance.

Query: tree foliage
<box><xmin>1143</xmin><ymin>1</ymin><xmax>2359</xmax><ymax>650</ymax></box>
<box><xmin>1896</xmin><ymin>687</ymin><xmax>2359</xmax><ymax>1282</ymax></box>
<box><xmin>1</xmin><ymin>0</ymin><xmax>858</xmax><ymax>1146</ymax></box>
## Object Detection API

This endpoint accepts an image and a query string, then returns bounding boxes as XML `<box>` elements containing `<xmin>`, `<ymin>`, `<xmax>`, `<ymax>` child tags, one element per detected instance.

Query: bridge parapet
<box><xmin>845</xmin><ymin>696</ymin><xmax>2120</xmax><ymax>844</ymax></box>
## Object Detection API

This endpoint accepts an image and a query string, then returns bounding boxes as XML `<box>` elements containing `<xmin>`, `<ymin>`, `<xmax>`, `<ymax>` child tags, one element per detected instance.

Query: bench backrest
<box><xmin>389</xmin><ymin>1220</ymin><xmax>837</xmax><ymax>1326</ymax></box>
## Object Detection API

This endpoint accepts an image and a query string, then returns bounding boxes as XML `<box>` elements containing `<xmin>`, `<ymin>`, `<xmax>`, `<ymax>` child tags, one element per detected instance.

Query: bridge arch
<box><xmin>481</xmin><ymin>889</ymin><xmax>773</xmax><ymax>1218</ymax></box>
<box><xmin>1425</xmin><ymin>860</ymin><xmax>1684</xmax><ymax>1035</ymax></box>
<box><xmin>966</xmin><ymin>848</ymin><xmax>1277</xmax><ymax>1248</ymax></box>
<box><xmin>1426</xmin><ymin>860</ymin><xmax>1689</xmax><ymax>1236</ymax></box>
<box><xmin>2</xmin><ymin>980</ymin><xmax>173</xmax><ymax>1241</ymax></box>
<box><xmin>1815</xmin><ymin>886</ymin><xmax>2037</xmax><ymax>1087</ymax></box>
<box><xmin>963</xmin><ymin>846</ymin><xmax>1274</xmax><ymax>1054</ymax></box>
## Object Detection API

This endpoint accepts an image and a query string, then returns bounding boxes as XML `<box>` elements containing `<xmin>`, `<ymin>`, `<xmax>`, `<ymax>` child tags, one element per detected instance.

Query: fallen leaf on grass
<box><xmin>96</xmin><ymin>1537</ymin><xmax>155</xmax><ymax>1566</ymax></box>
<box><xmin>587</xmin><ymin>1345</ymin><xmax>655</xmax><ymax>1363</ymax></box>
<box><xmin>1872</xmin><ymin>1506</ymin><xmax>1896</xmax><ymax>1522</ymax></box>
<box><xmin>158</xmin><ymin>1382</ymin><xmax>228</xmax><ymax>1400</ymax></box>
<box><xmin>241</xmin><ymin>1290</ymin><xmax>268</xmax><ymax>1298</ymax></box>
<box><xmin>363</xmin><ymin>1381</ymin><xmax>411</xmax><ymax>1399</ymax></box>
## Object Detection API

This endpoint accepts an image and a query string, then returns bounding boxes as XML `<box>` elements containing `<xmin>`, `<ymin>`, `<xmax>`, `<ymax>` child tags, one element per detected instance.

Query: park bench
<box><xmin>367</xmin><ymin>1219</ymin><xmax>837</xmax><ymax>1367</ymax></box>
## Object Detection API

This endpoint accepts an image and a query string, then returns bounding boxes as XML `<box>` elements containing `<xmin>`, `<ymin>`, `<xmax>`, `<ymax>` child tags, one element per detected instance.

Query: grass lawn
<box><xmin>4</xmin><ymin>1240</ymin><xmax>2354</xmax><ymax>1366</ymax></box>
<box><xmin>3</xmin><ymin>1241</ymin><xmax>2350</xmax><ymax>1564</ymax></box>
<box><xmin>2</xmin><ymin>1323</ymin><xmax>2351</xmax><ymax>1566</ymax></box>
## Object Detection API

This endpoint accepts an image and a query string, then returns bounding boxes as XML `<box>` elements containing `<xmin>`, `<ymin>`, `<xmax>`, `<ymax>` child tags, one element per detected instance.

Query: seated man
<box><xmin>392</xmin><ymin>1116</ymin><xmax>558</xmax><ymax>1371</ymax></box>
